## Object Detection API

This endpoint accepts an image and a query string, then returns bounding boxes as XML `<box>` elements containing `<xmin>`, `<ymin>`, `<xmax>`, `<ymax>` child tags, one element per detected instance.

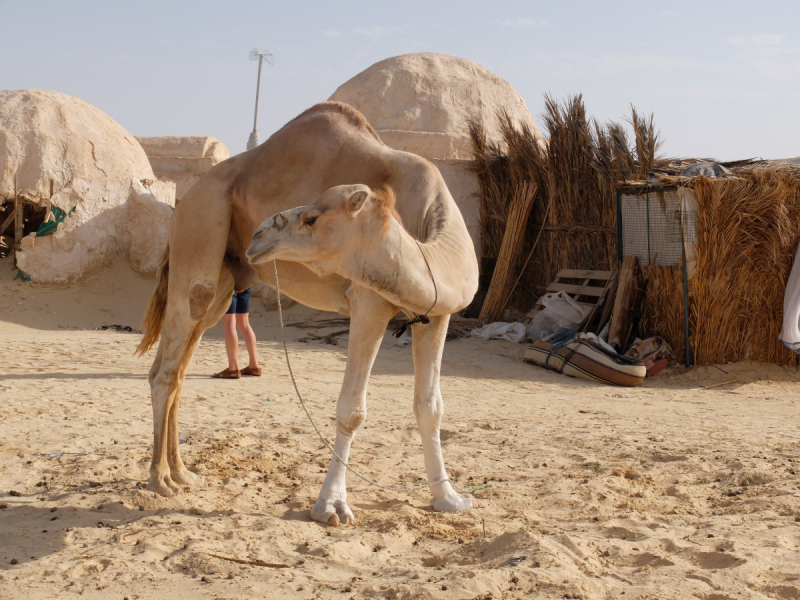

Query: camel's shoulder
<box><xmin>287</xmin><ymin>101</ymin><xmax>383</xmax><ymax>145</ymax></box>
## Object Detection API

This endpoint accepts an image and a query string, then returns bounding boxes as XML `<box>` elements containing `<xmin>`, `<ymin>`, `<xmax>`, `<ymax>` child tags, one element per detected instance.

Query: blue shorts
<box><xmin>226</xmin><ymin>287</ymin><xmax>252</xmax><ymax>314</ymax></box>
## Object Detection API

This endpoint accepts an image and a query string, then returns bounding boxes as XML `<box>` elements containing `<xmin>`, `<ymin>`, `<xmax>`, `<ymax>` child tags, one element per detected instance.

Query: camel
<box><xmin>136</xmin><ymin>101</ymin><xmax>479</xmax><ymax>525</ymax></box>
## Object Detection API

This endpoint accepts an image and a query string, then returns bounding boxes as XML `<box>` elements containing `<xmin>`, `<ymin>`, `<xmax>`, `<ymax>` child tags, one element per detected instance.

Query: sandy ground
<box><xmin>1</xmin><ymin>257</ymin><xmax>800</xmax><ymax>600</ymax></box>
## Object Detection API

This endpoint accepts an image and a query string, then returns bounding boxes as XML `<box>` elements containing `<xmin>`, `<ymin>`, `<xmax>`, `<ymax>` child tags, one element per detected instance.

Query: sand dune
<box><xmin>1</xmin><ymin>257</ymin><xmax>799</xmax><ymax>599</ymax></box>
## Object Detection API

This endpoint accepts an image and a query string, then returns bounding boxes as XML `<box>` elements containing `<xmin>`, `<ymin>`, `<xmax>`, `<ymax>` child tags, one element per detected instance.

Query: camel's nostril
<box><xmin>253</xmin><ymin>228</ymin><xmax>266</xmax><ymax>239</ymax></box>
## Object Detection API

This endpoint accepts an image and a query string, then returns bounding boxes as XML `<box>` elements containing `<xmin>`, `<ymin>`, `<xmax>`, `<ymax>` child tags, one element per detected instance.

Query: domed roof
<box><xmin>0</xmin><ymin>89</ymin><xmax>154</xmax><ymax>202</ymax></box>
<box><xmin>329</xmin><ymin>53</ymin><xmax>542</xmax><ymax>160</ymax></box>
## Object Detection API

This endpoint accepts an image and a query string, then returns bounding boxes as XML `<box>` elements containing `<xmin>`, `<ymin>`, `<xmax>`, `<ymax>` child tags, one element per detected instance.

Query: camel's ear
<box><xmin>346</xmin><ymin>190</ymin><xmax>369</xmax><ymax>214</ymax></box>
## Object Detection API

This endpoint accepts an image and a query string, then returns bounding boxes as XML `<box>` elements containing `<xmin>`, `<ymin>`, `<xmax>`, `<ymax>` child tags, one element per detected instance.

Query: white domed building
<box><xmin>329</xmin><ymin>53</ymin><xmax>543</xmax><ymax>254</ymax></box>
<box><xmin>0</xmin><ymin>89</ymin><xmax>175</xmax><ymax>283</ymax></box>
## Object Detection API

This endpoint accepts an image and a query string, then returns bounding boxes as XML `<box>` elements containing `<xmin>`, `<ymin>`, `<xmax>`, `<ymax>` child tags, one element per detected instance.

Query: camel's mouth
<box><xmin>246</xmin><ymin>240</ymin><xmax>279</xmax><ymax>264</ymax></box>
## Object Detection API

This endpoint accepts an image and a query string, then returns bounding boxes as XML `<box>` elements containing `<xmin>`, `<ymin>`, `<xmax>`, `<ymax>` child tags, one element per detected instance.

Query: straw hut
<box><xmin>627</xmin><ymin>165</ymin><xmax>800</xmax><ymax>366</ymax></box>
<box><xmin>469</xmin><ymin>94</ymin><xmax>800</xmax><ymax>365</ymax></box>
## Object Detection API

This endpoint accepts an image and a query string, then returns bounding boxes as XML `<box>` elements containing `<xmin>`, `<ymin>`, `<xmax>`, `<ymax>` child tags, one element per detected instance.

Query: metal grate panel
<box><xmin>619</xmin><ymin>188</ymin><xmax>696</xmax><ymax>267</ymax></box>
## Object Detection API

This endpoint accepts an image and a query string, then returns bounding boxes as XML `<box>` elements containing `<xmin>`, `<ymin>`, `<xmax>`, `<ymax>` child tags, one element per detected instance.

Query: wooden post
<box><xmin>45</xmin><ymin>179</ymin><xmax>54</xmax><ymax>223</ymax></box>
<box><xmin>595</xmin><ymin>271</ymin><xmax>619</xmax><ymax>334</ymax></box>
<box><xmin>608</xmin><ymin>256</ymin><xmax>640</xmax><ymax>351</ymax></box>
<box><xmin>581</xmin><ymin>268</ymin><xmax>618</xmax><ymax>333</ymax></box>
<box><xmin>14</xmin><ymin>198</ymin><xmax>24</xmax><ymax>246</ymax></box>
<box><xmin>0</xmin><ymin>208</ymin><xmax>15</xmax><ymax>236</ymax></box>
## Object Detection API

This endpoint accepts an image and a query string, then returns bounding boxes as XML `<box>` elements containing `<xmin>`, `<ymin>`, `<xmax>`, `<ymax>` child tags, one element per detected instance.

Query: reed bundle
<box><xmin>469</xmin><ymin>94</ymin><xmax>652</xmax><ymax>313</ymax></box>
<box><xmin>479</xmin><ymin>180</ymin><xmax>537</xmax><ymax>323</ymax></box>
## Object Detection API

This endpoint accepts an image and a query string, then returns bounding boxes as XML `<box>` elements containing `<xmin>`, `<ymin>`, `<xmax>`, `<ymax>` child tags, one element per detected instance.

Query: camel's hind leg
<box><xmin>412</xmin><ymin>314</ymin><xmax>473</xmax><ymax>512</ymax></box>
<box><xmin>146</xmin><ymin>304</ymin><xmax>196</xmax><ymax>497</ymax></box>
<box><xmin>167</xmin><ymin>290</ymin><xmax>232</xmax><ymax>486</ymax></box>
<box><xmin>146</xmin><ymin>279</ymin><xmax>233</xmax><ymax>496</ymax></box>
<box><xmin>310</xmin><ymin>285</ymin><xmax>397</xmax><ymax>526</ymax></box>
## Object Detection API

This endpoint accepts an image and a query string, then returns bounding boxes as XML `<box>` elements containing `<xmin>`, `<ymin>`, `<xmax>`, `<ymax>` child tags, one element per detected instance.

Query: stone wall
<box><xmin>135</xmin><ymin>136</ymin><xmax>230</xmax><ymax>202</ymax></box>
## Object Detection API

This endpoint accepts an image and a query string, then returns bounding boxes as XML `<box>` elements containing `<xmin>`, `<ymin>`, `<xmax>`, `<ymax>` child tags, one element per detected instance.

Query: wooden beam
<box><xmin>556</xmin><ymin>269</ymin><xmax>613</xmax><ymax>280</ymax></box>
<box><xmin>596</xmin><ymin>271</ymin><xmax>620</xmax><ymax>333</ymax></box>
<box><xmin>608</xmin><ymin>256</ymin><xmax>640</xmax><ymax>351</ymax></box>
<box><xmin>0</xmin><ymin>209</ymin><xmax>14</xmax><ymax>236</ymax></box>
<box><xmin>45</xmin><ymin>179</ymin><xmax>54</xmax><ymax>223</ymax></box>
<box><xmin>14</xmin><ymin>198</ymin><xmax>24</xmax><ymax>245</ymax></box>
<box><xmin>531</xmin><ymin>298</ymin><xmax>596</xmax><ymax>314</ymax></box>
<box><xmin>580</xmin><ymin>268</ymin><xmax>618</xmax><ymax>333</ymax></box>
<box><xmin>545</xmin><ymin>282</ymin><xmax>605</xmax><ymax>297</ymax></box>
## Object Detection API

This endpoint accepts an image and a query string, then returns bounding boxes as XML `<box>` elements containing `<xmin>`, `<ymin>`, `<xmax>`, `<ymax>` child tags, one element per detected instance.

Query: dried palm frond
<box><xmin>690</xmin><ymin>171</ymin><xmax>800</xmax><ymax>365</ymax></box>
<box><xmin>640</xmin><ymin>265</ymin><xmax>687</xmax><ymax>359</ymax></box>
<box><xmin>469</xmin><ymin>95</ymin><xmax>638</xmax><ymax>315</ymax></box>
<box><xmin>627</xmin><ymin>105</ymin><xmax>662</xmax><ymax>177</ymax></box>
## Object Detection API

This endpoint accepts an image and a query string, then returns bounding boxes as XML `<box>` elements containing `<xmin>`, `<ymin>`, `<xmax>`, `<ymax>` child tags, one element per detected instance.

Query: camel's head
<box><xmin>247</xmin><ymin>184</ymin><xmax>392</xmax><ymax>270</ymax></box>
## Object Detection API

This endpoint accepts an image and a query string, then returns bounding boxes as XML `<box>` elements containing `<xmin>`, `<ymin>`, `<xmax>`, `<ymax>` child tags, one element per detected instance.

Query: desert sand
<box><xmin>1</xmin><ymin>257</ymin><xmax>799</xmax><ymax>600</ymax></box>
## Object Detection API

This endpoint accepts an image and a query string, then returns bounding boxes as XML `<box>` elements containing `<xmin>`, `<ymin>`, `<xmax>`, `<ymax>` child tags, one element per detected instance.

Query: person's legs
<box><xmin>235</xmin><ymin>312</ymin><xmax>259</xmax><ymax>370</ymax></box>
<box><xmin>222</xmin><ymin>313</ymin><xmax>240</xmax><ymax>371</ymax></box>
<box><xmin>214</xmin><ymin>291</ymin><xmax>240</xmax><ymax>376</ymax></box>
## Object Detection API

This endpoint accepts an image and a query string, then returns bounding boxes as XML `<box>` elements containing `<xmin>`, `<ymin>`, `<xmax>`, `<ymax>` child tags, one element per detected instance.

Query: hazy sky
<box><xmin>2</xmin><ymin>0</ymin><xmax>798</xmax><ymax>160</ymax></box>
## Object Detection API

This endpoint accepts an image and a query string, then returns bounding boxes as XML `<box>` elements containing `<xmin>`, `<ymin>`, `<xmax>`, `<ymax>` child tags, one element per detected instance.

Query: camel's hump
<box><xmin>286</xmin><ymin>101</ymin><xmax>384</xmax><ymax>145</ymax></box>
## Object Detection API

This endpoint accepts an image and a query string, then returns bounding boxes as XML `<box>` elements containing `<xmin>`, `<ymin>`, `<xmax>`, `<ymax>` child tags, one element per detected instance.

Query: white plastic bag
<box><xmin>470</xmin><ymin>322</ymin><xmax>526</xmax><ymax>343</ymax></box>
<box><xmin>780</xmin><ymin>241</ymin><xmax>800</xmax><ymax>352</ymax></box>
<box><xmin>540</xmin><ymin>291</ymin><xmax>590</xmax><ymax>329</ymax></box>
<box><xmin>526</xmin><ymin>311</ymin><xmax>559</xmax><ymax>341</ymax></box>
<box><xmin>525</xmin><ymin>291</ymin><xmax>592</xmax><ymax>342</ymax></box>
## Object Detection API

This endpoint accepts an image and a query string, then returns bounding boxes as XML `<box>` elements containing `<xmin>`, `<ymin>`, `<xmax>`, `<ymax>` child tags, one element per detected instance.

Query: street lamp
<box><xmin>247</xmin><ymin>48</ymin><xmax>274</xmax><ymax>151</ymax></box>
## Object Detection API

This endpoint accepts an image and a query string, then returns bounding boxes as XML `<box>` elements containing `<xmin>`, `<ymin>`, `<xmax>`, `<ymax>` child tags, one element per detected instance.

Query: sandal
<box><xmin>241</xmin><ymin>366</ymin><xmax>262</xmax><ymax>377</ymax></box>
<box><xmin>212</xmin><ymin>368</ymin><xmax>240</xmax><ymax>379</ymax></box>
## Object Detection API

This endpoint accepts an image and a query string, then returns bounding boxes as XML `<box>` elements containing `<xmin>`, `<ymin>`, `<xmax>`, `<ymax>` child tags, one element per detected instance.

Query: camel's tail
<box><xmin>135</xmin><ymin>243</ymin><xmax>170</xmax><ymax>356</ymax></box>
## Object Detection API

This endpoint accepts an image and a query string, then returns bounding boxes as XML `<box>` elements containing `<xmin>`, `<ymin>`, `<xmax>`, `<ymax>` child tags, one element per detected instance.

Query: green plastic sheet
<box><xmin>35</xmin><ymin>206</ymin><xmax>75</xmax><ymax>237</ymax></box>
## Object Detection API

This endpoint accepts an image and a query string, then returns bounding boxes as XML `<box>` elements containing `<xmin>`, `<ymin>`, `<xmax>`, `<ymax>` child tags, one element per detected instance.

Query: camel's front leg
<box><xmin>310</xmin><ymin>286</ymin><xmax>396</xmax><ymax>526</ymax></box>
<box><xmin>412</xmin><ymin>313</ymin><xmax>473</xmax><ymax>512</ymax></box>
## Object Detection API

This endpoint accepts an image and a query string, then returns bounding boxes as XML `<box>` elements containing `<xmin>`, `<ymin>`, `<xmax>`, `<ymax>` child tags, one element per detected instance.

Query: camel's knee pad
<box><xmin>189</xmin><ymin>281</ymin><xmax>216</xmax><ymax>321</ymax></box>
<box><xmin>337</xmin><ymin>410</ymin><xmax>366</xmax><ymax>436</ymax></box>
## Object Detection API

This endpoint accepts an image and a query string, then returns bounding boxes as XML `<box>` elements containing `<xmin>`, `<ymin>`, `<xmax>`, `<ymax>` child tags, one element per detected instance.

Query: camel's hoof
<box><xmin>432</xmin><ymin>491</ymin><xmax>474</xmax><ymax>512</ymax></box>
<box><xmin>310</xmin><ymin>499</ymin><xmax>355</xmax><ymax>526</ymax></box>
<box><xmin>333</xmin><ymin>500</ymin><xmax>355</xmax><ymax>525</ymax></box>
<box><xmin>145</xmin><ymin>474</ymin><xmax>180</xmax><ymax>497</ymax></box>
<box><xmin>170</xmin><ymin>468</ymin><xmax>205</xmax><ymax>488</ymax></box>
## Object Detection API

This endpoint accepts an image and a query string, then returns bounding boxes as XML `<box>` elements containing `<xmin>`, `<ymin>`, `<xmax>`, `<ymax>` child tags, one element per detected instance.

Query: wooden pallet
<box><xmin>528</xmin><ymin>269</ymin><xmax>616</xmax><ymax>329</ymax></box>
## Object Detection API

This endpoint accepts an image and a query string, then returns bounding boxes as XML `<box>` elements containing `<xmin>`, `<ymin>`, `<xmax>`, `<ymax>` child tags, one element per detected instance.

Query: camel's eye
<box><xmin>301</xmin><ymin>213</ymin><xmax>319</xmax><ymax>228</ymax></box>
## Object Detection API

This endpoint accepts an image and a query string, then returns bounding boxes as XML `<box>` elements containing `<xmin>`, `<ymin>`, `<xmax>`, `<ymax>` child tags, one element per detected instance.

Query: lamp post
<box><xmin>247</xmin><ymin>48</ymin><xmax>274</xmax><ymax>151</ymax></box>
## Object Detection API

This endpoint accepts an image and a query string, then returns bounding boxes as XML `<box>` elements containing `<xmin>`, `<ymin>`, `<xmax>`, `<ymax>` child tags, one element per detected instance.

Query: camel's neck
<box><xmin>339</xmin><ymin>208</ymin><xmax>478</xmax><ymax>316</ymax></box>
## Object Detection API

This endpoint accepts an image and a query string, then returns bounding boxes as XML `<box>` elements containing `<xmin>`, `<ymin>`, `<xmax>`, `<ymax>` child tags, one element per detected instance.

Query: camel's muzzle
<box><xmin>246</xmin><ymin>239</ymin><xmax>279</xmax><ymax>264</ymax></box>
<box><xmin>247</xmin><ymin>220</ymin><xmax>280</xmax><ymax>264</ymax></box>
